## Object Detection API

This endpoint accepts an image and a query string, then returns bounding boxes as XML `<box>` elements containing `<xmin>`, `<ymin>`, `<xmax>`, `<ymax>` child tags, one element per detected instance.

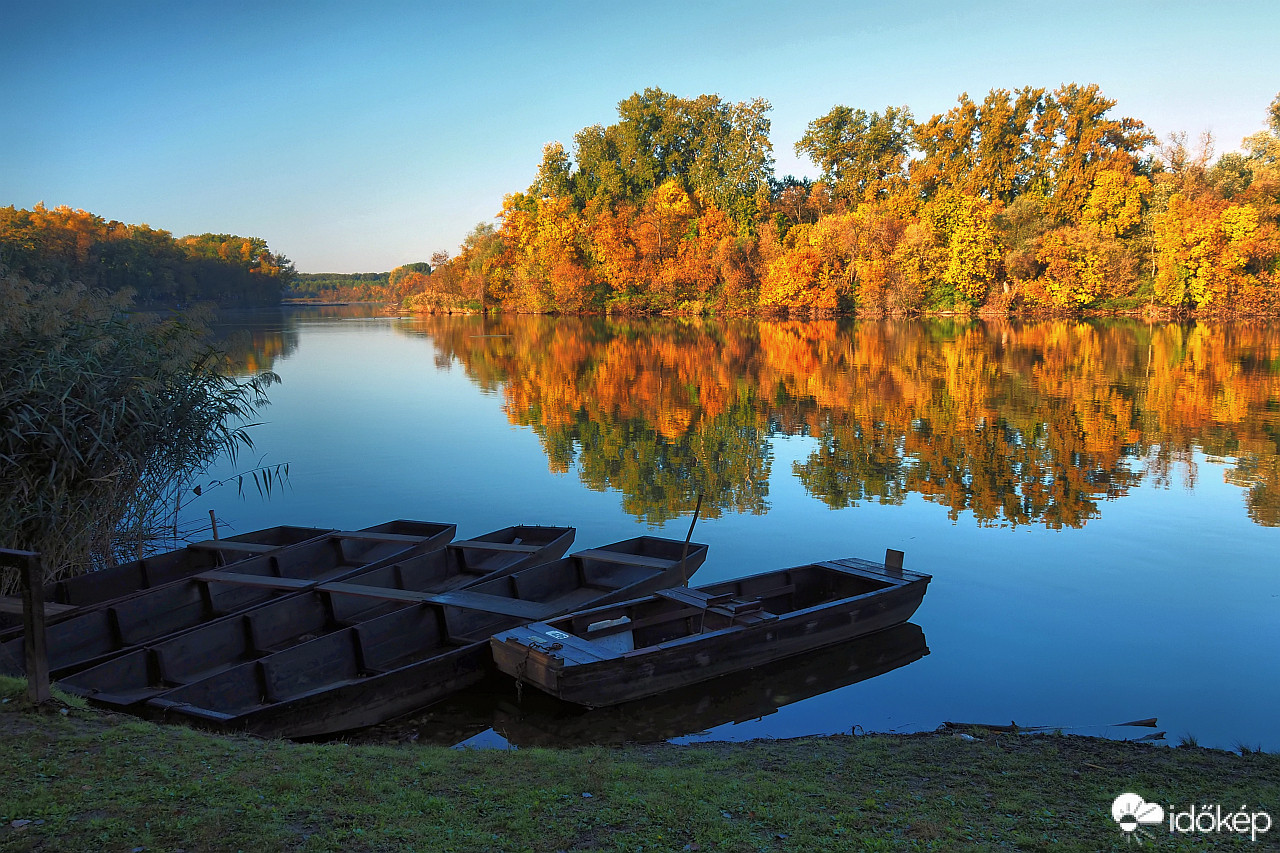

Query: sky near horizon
<box><xmin>3</xmin><ymin>1</ymin><xmax>1278</xmax><ymax>273</ymax></box>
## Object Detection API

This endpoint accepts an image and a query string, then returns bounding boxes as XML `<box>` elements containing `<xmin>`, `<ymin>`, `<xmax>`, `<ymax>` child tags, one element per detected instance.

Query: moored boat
<box><xmin>360</xmin><ymin>621</ymin><xmax>929</xmax><ymax>748</ymax></box>
<box><xmin>489</xmin><ymin>550</ymin><xmax>929</xmax><ymax>707</ymax></box>
<box><xmin>0</xmin><ymin>525</ymin><xmax>334</xmax><ymax>634</ymax></box>
<box><xmin>0</xmin><ymin>520</ymin><xmax>455</xmax><ymax>678</ymax></box>
<box><xmin>146</xmin><ymin>536</ymin><xmax>708</xmax><ymax>738</ymax></box>
<box><xmin>493</xmin><ymin>622</ymin><xmax>929</xmax><ymax>747</ymax></box>
<box><xmin>59</xmin><ymin>525</ymin><xmax>576</xmax><ymax>709</ymax></box>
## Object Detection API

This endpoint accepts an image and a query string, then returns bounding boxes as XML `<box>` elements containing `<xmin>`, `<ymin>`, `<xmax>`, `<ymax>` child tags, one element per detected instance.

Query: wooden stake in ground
<box><xmin>1</xmin><ymin>549</ymin><xmax>50</xmax><ymax>704</ymax></box>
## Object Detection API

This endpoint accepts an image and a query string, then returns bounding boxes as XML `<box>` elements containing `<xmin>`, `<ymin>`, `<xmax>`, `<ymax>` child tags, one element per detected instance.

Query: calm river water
<box><xmin>187</xmin><ymin>306</ymin><xmax>1280</xmax><ymax>751</ymax></box>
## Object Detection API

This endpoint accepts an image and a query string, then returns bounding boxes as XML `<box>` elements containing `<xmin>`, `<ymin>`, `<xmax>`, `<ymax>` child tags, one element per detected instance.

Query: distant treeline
<box><xmin>406</xmin><ymin>85</ymin><xmax>1280</xmax><ymax>316</ymax></box>
<box><xmin>288</xmin><ymin>272</ymin><xmax>390</xmax><ymax>302</ymax></box>
<box><xmin>0</xmin><ymin>204</ymin><xmax>294</xmax><ymax>306</ymax></box>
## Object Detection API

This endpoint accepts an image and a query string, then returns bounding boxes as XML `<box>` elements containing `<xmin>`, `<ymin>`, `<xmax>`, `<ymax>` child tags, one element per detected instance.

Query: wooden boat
<box><xmin>0</xmin><ymin>520</ymin><xmax>455</xmax><ymax>679</ymax></box>
<box><xmin>359</xmin><ymin>622</ymin><xmax>928</xmax><ymax>748</ymax></box>
<box><xmin>59</xmin><ymin>525</ymin><xmax>576</xmax><ymax>709</ymax></box>
<box><xmin>494</xmin><ymin>622</ymin><xmax>928</xmax><ymax>747</ymax></box>
<box><xmin>145</xmin><ymin>536</ymin><xmax>708</xmax><ymax>739</ymax></box>
<box><xmin>0</xmin><ymin>525</ymin><xmax>333</xmax><ymax>634</ymax></box>
<box><xmin>489</xmin><ymin>550</ymin><xmax>929</xmax><ymax>707</ymax></box>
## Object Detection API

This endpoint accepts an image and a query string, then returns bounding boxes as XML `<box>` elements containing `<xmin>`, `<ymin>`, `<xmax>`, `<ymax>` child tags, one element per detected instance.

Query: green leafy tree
<box><xmin>796</xmin><ymin>105</ymin><xmax>914</xmax><ymax>204</ymax></box>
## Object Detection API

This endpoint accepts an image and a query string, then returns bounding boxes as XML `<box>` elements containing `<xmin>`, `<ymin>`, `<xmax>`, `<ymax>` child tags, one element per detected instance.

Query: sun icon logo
<box><xmin>1112</xmin><ymin>793</ymin><xmax>1165</xmax><ymax>843</ymax></box>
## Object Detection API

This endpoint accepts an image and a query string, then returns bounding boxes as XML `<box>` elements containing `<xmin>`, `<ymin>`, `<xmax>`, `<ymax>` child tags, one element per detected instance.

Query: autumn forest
<box><xmin>4</xmin><ymin>84</ymin><xmax>1280</xmax><ymax>318</ymax></box>
<box><xmin>407</xmin><ymin>85</ymin><xmax>1280</xmax><ymax>317</ymax></box>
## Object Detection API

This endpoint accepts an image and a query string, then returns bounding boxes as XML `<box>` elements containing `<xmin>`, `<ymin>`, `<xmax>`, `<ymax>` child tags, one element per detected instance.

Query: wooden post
<box><xmin>0</xmin><ymin>548</ymin><xmax>51</xmax><ymax>704</ymax></box>
<box><xmin>209</xmin><ymin>509</ymin><xmax>219</xmax><ymax>540</ymax></box>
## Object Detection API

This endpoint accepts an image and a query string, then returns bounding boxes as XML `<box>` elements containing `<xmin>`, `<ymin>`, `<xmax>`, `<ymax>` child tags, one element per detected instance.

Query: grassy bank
<box><xmin>1</xmin><ymin>682</ymin><xmax>1276</xmax><ymax>852</ymax></box>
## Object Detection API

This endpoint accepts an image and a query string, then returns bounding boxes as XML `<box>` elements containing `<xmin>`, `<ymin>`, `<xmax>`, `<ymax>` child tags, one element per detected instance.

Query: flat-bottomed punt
<box><xmin>0</xmin><ymin>525</ymin><xmax>333</xmax><ymax>635</ymax></box>
<box><xmin>489</xmin><ymin>550</ymin><xmax>929</xmax><ymax>707</ymax></box>
<box><xmin>146</xmin><ymin>537</ymin><xmax>708</xmax><ymax>738</ymax></box>
<box><xmin>59</xmin><ymin>525</ymin><xmax>576</xmax><ymax>709</ymax></box>
<box><xmin>490</xmin><ymin>622</ymin><xmax>929</xmax><ymax>747</ymax></box>
<box><xmin>0</xmin><ymin>520</ymin><xmax>455</xmax><ymax>678</ymax></box>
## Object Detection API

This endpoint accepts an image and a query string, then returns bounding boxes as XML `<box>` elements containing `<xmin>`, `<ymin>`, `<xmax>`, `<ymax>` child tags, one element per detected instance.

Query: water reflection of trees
<box><xmin>402</xmin><ymin>315</ymin><xmax>1280</xmax><ymax>528</ymax></box>
<box><xmin>209</xmin><ymin>308</ymin><xmax>300</xmax><ymax>375</ymax></box>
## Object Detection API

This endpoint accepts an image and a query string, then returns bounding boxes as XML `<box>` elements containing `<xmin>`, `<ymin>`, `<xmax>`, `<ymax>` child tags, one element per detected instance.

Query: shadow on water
<box><xmin>348</xmin><ymin>622</ymin><xmax>928</xmax><ymax>748</ymax></box>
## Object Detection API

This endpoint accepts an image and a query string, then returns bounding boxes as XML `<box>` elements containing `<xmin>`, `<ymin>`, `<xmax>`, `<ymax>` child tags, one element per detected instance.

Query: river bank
<box><xmin>2</xmin><ymin>681</ymin><xmax>1274</xmax><ymax>852</ymax></box>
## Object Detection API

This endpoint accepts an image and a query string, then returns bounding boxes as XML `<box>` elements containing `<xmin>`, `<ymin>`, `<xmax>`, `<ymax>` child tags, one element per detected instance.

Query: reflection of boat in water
<box><xmin>491</xmin><ymin>553</ymin><xmax>929</xmax><ymax>707</ymax></box>
<box><xmin>360</xmin><ymin>622</ymin><xmax>928</xmax><ymax>747</ymax></box>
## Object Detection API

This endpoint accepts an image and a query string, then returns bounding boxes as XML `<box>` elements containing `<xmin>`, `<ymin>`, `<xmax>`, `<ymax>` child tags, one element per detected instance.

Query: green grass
<box><xmin>1</xmin><ymin>679</ymin><xmax>1276</xmax><ymax>852</ymax></box>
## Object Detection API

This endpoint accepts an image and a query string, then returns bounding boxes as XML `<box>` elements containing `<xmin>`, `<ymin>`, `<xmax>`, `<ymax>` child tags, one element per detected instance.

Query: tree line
<box><xmin>409</xmin><ymin>85</ymin><xmax>1280</xmax><ymax>316</ymax></box>
<box><xmin>288</xmin><ymin>272</ymin><xmax>390</xmax><ymax>303</ymax></box>
<box><xmin>0</xmin><ymin>204</ymin><xmax>294</xmax><ymax>306</ymax></box>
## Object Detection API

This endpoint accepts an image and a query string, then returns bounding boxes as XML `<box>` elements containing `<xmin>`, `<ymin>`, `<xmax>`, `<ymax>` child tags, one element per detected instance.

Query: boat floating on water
<box><xmin>0</xmin><ymin>524</ymin><xmax>334</xmax><ymax>635</ymax></box>
<box><xmin>143</xmin><ymin>536</ymin><xmax>708</xmax><ymax>738</ymax></box>
<box><xmin>489</xmin><ymin>550</ymin><xmax>930</xmax><ymax>708</ymax></box>
<box><xmin>0</xmin><ymin>520</ymin><xmax>457</xmax><ymax>678</ymax></box>
<box><xmin>358</xmin><ymin>621</ymin><xmax>929</xmax><ymax>748</ymax></box>
<box><xmin>58</xmin><ymin>524</ymin><xmax>577</xmax><ymax>710</ymax></box>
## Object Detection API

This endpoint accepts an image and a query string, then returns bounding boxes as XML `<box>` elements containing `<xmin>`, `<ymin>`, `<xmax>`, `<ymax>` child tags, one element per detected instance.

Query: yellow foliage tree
<box><xmin>1081</xmin><ymin>169</ymin><xmax>1151</xmax><ymax>237</ymax></box>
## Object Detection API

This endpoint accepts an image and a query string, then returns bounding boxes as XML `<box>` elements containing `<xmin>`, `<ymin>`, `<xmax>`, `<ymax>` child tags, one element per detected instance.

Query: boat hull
<box><xmin>490</xmin><ymin>556</ymin><xmax>930</xmax><ymax>707</ymax></box>
<box><xmin>141</xmin><ymin>538</ymin><xmax>708</xmax><ymax>738</ymax></box>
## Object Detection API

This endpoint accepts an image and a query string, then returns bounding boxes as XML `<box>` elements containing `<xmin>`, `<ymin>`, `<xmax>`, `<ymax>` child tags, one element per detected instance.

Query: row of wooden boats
<box><xmin>2</xmin><ymin>521</ymin><xmax>930</xmax><ymax>740</ymax></box>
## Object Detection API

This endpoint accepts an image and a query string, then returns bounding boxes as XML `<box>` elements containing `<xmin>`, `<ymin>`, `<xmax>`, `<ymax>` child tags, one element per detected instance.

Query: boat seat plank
<box><xmin>317</xmin><ymin>583</ymin><xmax>556</xmax><ymax>619</ymax></box>
<box><xmin>189</xmin><ymin>540</ymin><xmax>277</xmax><ymax>553</ymax></box>
<box><xmin>655</xmin><ymin>587</ymin><xmax>732</xmax><ymax>608</ymax></box>
<box><xmin>318</xmin><ymin>582</ymin><xmax>431</xmax><ymax>602</ymax></box>
<box><xmin>194</xmin><ymin>571</ymin><xmax>316</xmax><ymax>591</ymax></box>
<box><xmin>429</xmin><ymin>591</ymin><xmax>555</xmax><ymax>619</ymax></box>
<box><xmin>449</xmin><ymin>541</ymin><xmax>542</xmax><ymax>553</ymax></box>
<box><xmin>573</xmin><ymin>549</ymin><xmax>678</xmax><ymax>569</ymax></box>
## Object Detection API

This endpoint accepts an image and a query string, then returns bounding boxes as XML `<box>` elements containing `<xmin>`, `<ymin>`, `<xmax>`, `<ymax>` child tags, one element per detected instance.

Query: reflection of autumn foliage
<box><xmin>400</xmin><ymin>316</ymin><xmax>1280</xmax><ymax>528</ymax></box>
<box><xmin>408</xmin><ymin>315</ymin><xmax>771</xmax><ymax>523</ymax></box>
<box><xmin>213</xmin><ymin>322</ymin><xmax>299</xmax><ymax>375</ymax></box>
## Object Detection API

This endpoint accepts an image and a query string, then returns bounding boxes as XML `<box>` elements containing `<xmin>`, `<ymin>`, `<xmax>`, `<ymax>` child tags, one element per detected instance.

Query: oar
<box><xmin>678</xmin><ymin>493</ymin><xmax>704</xmax><ymax>587</ymax></box>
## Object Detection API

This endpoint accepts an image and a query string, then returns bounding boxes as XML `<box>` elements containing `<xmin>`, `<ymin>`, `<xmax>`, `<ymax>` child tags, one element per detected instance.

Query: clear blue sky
<box><xmin>3</xmin><ymin>0</ymin><xmax>1277</xmax><ymax>273</ymax></box>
